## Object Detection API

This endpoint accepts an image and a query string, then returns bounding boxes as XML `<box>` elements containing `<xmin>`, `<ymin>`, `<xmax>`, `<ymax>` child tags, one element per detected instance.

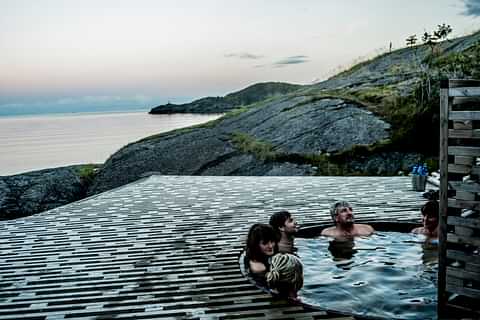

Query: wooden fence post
<box><xmin>438</xmin><ymin>79</ymin><xmax>449</xmax><ymax>317</ymax></box>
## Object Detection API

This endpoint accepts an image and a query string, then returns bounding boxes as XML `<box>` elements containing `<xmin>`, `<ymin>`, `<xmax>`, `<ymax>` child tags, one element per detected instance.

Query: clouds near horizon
<box><xmin>273</xmin><ymin>55</ymin><xmax>310</xmax><ymax>67</ymax></box>
<box><xmin>224</xmin><ymin>52</ymin><xmax>264</xmax><ymax>59</ymax></box>
<box><xmin>0</xmin><ymin>95</ymin><xmax>154</xmax><ymax>110</ymax></box>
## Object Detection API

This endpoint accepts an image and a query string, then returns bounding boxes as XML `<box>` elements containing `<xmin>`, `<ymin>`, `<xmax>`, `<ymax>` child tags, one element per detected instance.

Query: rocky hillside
<box><xmin>90</xmin><ymin>95</ymin><xmax>394</xmax><ymax>194</ymax></box>
<box><xmin>149</xmin><ymin>82</ymin><xmax>302</xmax><ymax>114</ymax></box>
<box><xmin>89</xmin><ymin>30</ymin><xmax>480</xmax><ymax>194</ymax></box>
<box><xmin>0</xmin><ymin>165</ymin><xmax>97</xmax><ymax>220</ymax></box>
<box><xmin>310</xmin><ymin>30</ymin><xmax>480</xmax><ymax>93</ymax></box>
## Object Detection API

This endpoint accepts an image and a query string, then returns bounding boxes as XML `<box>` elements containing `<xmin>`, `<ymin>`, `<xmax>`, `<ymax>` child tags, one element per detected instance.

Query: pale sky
<box><xmin>1</xmin><ymin>0</ymin><xmax>479</xmax><ymax>113</ymax></box>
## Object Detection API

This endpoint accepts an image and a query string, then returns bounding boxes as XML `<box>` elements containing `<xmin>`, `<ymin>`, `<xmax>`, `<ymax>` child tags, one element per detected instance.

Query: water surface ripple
<box><xmin>297</xmin><ymin>232</ymin><xmax>437</xmax><ymax>320</ymax></box>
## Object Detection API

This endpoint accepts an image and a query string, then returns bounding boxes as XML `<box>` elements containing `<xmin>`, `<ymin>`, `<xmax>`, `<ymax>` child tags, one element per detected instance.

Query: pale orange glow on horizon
<box><xmin>1</xmin><ymin>0</ymin><xmax>478</xmax><ymax>111</ymax></box>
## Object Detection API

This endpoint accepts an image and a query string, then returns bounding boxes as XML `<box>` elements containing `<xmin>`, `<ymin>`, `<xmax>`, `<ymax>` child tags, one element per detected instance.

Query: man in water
<box><xmin>412</xmin><ymin>200</ymin><xmax>439</xmax><ymax>239</ymax></box>
<box><xmin>269</xmin><ymin>210</ymin><xmax>298</xmax><ymax>253</ymax></box>
<box><xmin>321</xmin><ymin>201</ymin><xmax>374</xmax><ymax>238</ymax></box>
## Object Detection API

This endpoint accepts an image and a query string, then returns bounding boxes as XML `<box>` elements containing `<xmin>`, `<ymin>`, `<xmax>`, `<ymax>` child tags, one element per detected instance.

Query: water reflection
<box><xmin>422</xmin><ymin>239</ymin><xmax>439</xmax><ymax>265</ymax></box>
<box><xmin>328</xmin><ymin>238</ymin><xmax>357</xmax><ymax>261</ymax></box>
<box><xmin>328</xmin><ymin>234</ymin><xmax>439</xmax><ymax>267</ymax></box>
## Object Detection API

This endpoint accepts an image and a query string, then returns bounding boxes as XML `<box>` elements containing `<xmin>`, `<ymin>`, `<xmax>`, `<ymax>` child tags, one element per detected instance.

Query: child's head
<box><xmin>266</xmin><ymin>253</ymin><xmax>304</xmax><ymax>297</ymax></box>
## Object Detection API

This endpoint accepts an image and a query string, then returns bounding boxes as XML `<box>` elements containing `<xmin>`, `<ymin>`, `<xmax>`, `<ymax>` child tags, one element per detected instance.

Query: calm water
<box><xmin>297</xmin><ymin>232</ymin><xmax>438</xmax><ymax>320</ymax></box>
<box><xmin>0</xmin><ymin>111</ymin><xmax>221</xmax><ymax>176</ymax></box>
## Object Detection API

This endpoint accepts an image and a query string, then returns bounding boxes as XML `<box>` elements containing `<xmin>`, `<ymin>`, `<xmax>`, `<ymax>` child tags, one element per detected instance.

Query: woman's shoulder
<box><xmin>245</xmin><ymin>257</ymin><xmax>269</xmax><ymax>289</ymax></box>
<box><xmin>249</xmin><ymin>260</ymin><xmax>267</xmax><ymax>273</ymax></box>
<box><xmin>411</xmin><ymin>226</ymin><xmax>425</xmax><ymax>234</ymax></box>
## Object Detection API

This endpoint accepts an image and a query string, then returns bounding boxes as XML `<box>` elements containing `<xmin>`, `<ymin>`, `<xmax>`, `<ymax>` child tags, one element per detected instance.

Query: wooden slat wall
<box><xmin>439</xmin><ymin>79</ymin><xmax>480</xmax><ymax>318</ymax></box>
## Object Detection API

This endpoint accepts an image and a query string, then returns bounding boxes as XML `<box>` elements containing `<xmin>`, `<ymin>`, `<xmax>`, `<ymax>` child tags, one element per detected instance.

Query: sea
<box><xmin>0</xmin><ymin>110</ymin><xmax>222</xmax><ymax>176</ymax></box>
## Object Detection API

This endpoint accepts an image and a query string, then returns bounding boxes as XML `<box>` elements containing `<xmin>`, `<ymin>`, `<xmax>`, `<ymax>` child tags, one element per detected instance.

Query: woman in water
<box><xmin>245</xmin><ymin>223</ymin><xmax>303</xmax><ymax>300</ymax></box>
<box><xmin>412</xmin><ymin>200</ymin><xmax>439</xmax><ymax>240</ymax></box>
<box><xmin>245</xmin><ymin>223</ymin><xmax>278</xmax><ymax>287</ymax></box>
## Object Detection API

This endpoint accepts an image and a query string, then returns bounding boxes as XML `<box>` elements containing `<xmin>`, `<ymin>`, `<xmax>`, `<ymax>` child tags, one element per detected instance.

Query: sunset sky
<box><xmin>1</xmin><ymin>0</ymin><xmax>479</xmax><ymax>114</ymax></box>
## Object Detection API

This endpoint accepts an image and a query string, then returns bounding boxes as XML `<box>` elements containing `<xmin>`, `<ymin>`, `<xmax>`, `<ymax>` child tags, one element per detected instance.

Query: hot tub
<box><xmin>296</xmin><ymin>222</ymin><xmax>437</xmax><ymax>320</ymax></box>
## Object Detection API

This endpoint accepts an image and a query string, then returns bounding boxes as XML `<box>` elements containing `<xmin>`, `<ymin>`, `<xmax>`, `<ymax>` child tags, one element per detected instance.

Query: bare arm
<box><xmin>411</xmin><ymin>226</ymin><xmax>425</xmax><ymax>234</ymax></box>
<box><xmin>357</xmin><ymin>224</ymin><xmax>374</xmax><ymax>236</ymax></box>
<box><xmin>249</xmin><ymin>260</ymin><xmax>267</xmax><ymax>273</ymax></box>
<box><xmin>321</xmin><ymin>226</ymin><xmax>337</xmax><ymax>237</ymax></box>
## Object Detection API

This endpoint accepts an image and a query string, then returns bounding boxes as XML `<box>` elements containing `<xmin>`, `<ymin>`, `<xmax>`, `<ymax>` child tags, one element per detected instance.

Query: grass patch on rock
<box><xmin>230</xmin><ymin>132</ymin><xmax>278</xmax><ymax>161</ymax></box>
<box><xmin>76</xmin><ymin>164</ymin><xmax>100</xmax><ymax>186</ymax></box>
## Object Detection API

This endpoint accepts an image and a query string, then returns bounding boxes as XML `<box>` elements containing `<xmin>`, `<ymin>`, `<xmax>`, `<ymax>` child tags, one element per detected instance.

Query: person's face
<box><xmin>335</xmin><ymin>205</ymin><xmax>354</xmax><ymax>226</ymax></box>
<box><xmin>423</xmin><ymin>213</ymin><xmax>438</xmax><ymax>231</ymax></box>
<box><xmin>259</xmin><ymin>240</ymin><xmax>275</xmax><ymax>256</ymax></box>
<box><xmin>281</xmin><ymin>216</ymin><xmax>298</xmax><ymax>234</ymax></box>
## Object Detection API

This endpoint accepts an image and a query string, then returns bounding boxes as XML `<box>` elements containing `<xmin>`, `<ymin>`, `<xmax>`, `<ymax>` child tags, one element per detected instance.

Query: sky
<box><xmin>1</xmin><ymin>0</ymin><xmax>480</xmax><ymax>115</ymax></box>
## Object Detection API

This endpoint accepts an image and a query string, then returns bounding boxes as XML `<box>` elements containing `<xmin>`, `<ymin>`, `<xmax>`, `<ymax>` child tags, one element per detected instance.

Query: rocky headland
<box><xmin>4</xmin><ymin>30</ymin><xmax>480</xmax><ymax>218</ymax></box>
<box><xmin>0</xmin><ymin>165</ymin><xmax>97</xmax><ymax>220</ymax></box>
<box><xmin>149</xmin><ymin>82</ymin><xmax>302</xmax><ymax>114</ymax></box>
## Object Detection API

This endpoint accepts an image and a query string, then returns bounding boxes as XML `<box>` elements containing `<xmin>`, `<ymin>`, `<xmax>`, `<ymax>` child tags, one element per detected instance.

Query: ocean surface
<box><xmin>0</xmin><ymin>111</ymin><xmax>221</xmax><ymax>176</ymax></box>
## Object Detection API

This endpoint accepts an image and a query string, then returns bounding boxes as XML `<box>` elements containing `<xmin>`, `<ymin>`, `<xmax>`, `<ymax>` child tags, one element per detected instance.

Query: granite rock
<box><xmin>0</xmin><ymin>166</ymin><xmax>89</xmax><ymax>220</ymax></box>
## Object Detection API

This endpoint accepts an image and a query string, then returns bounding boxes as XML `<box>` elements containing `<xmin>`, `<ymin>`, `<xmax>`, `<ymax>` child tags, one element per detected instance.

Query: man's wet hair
<box><xmin>330</xmin><ymin>201</ymin><xmax>352</xmax><ymax>223</ymax></box>
<box><xmin>421</xmin><ymin>200</ymin><xmax>439</xmax><ymax>217</ymax></box>
<box><xmin>269</xmin><ymin>211</ymin><xmax>291</xmax><ymax>232</ymax></box>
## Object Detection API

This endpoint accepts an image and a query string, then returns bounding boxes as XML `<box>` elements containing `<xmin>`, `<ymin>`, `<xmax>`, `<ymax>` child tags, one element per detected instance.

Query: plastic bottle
<box><xmin>411</xmin><ymin>165</ymin><xmax>418</xmax><ymax>175</ymax></box>
<box><xmin>423</xmin><ymin>163</ymin><xmax>429</xmax><ymax>176</ymax></box>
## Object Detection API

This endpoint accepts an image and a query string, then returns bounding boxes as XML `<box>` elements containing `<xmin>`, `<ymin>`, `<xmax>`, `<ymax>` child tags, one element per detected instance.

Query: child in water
<box><xmin>266</xmin><ymin>252</ymin><xmax>303</xmax><ymax>301</ymax></box>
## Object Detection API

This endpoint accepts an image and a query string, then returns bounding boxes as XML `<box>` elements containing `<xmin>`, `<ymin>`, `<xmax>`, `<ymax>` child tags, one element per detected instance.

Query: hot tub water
<box><xmin>297</xmin><ymin>232</ymin><xmax>437</xmax><ymax>320</ymax></box>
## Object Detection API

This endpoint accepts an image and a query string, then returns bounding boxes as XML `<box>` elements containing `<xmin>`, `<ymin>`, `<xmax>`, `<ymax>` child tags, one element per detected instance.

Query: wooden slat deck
<box><xmin>0</xmin><ymin>175</ymin><xmax>427</xmax><ymax>320</ymax></box>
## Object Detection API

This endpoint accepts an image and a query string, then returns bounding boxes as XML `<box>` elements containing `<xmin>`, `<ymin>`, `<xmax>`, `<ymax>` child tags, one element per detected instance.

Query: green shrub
<box><xmin>76</xmin><ymin>164</ymin><xmax>98</xmax><ymax>186</ymax></box>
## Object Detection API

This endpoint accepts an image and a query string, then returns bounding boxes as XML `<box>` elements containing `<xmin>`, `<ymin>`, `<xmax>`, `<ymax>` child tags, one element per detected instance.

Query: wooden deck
<box><xmin>0</xmin><ymin>175</ymin><xmax>428</xmax><ymax>320</ymax></box>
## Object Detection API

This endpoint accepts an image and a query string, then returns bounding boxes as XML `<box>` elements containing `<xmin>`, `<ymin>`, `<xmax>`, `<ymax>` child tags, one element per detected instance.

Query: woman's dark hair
<box><xmin>421</xmin><ymin>200</ymin><xmax>439</xmax><ymax>217</ymax></box>
<box><xmin>245</xmin><ymin>224</ymin><xmax>279</xmax><ymax>263</ymax></box>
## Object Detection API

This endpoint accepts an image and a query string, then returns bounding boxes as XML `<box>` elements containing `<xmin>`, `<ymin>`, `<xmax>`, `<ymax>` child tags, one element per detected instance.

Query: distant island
<box><xmin>149</xmin><ymin>82</ymin><xmax>302</xmax><ymax>114</ymax></box>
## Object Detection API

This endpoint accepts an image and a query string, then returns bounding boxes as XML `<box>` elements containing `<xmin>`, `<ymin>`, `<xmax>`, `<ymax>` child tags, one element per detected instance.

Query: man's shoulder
<box><xmin>355</xmin><ymin>223</ymin><xmax>374</xmax><ymax>235</ymax></box>
<box><xmin>359</xmin><ymin>223</ymin><xmax>374</xmax><ymax>230</ymax></box>
<box><xmin>321</xmin><ymin>226</ymin><xmax>338</xmax><ymax>237</ymax></box>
